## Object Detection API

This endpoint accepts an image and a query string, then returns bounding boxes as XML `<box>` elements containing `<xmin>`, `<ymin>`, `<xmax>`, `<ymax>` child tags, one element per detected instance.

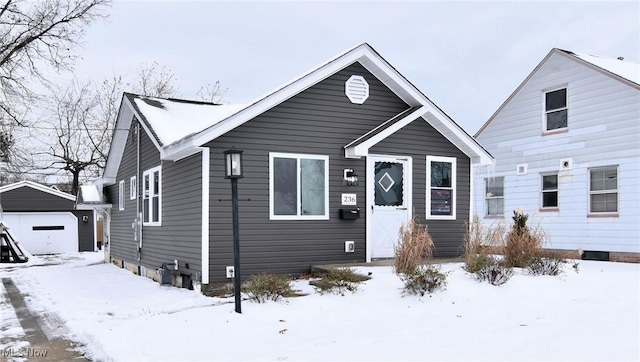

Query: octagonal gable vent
<box><xmin>345</xmin><ymin>75</ymin><xmax>369</xmax><ymax>104</ymax></box>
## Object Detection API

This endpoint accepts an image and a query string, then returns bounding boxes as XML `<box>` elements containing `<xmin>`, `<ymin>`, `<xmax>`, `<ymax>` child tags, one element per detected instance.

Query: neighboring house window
<box><xmin>589</xmin><ymin>167</ymin><xmax>618</xmax><ymax>214</ymax></box>
<box><xmin>541</xmin><ymin>173</ymin><xmax>558</xmax><ymax>208</ymax></box>
<box><xmin>130</xmin><ymin>176</ymin><xmax>137</xmax><ymax>200</ymax></box>
<box><xmin>426</xmin><ymin>156</ymin><xmax>456</xmax><ymax>219</ymax></box>
<box><xmin>485</xmin><ymin>177</ymin><xmax>504</xmax><ymax>216</ymax></box>
<box><xmin>118</xmin><ymin>180</ymin><xmax>125</xmax><ymax>211</ymax></box>
<box><xmin>269</xmin><ymin>152</ymin><xmax>329</xmax><ymax>220</ymax></box>
<box><xmin>544</xmin><ymin>87</ymin><xmax>567</xmax><ymax>131</ymax></box>
<box><xmin>143</xmin><ymin>166</ymin><xmax>161</xmax><ymax>225</ymax></box>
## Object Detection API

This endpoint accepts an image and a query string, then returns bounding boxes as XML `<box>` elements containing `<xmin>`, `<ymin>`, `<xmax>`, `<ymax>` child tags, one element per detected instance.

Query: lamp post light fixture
<box><xmin>224</xmin><ymin>149</ymin><xmax>243</xmax><ymax>313</ymax></box>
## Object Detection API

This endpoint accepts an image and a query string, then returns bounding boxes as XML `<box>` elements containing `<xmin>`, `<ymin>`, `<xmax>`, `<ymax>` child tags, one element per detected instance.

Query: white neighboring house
<box><xmin>473</xmin><ymin>48</ymin><xmax>640</xmax><ymax>262</ymax></box>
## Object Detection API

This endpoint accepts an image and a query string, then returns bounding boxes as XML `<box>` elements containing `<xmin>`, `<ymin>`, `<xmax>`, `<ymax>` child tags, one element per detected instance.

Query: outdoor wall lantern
<box><xmin>224</xmin><ymin>149</ymin><xmax>244</xmax><ymax>179</ymax></box>
<box><xmin>343</xmin><ymin>168</ymin><xmax>358</xmax><ymax>186</ymax></box>
<box><xmin>223</xmin><ymin>148</ymin><xmax>243</xmax><ymax>313</ymax></box>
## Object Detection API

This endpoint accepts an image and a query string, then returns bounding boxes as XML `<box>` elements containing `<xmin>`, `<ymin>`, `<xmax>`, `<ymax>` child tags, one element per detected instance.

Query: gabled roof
<box><xmin>104</xmin><ymin>43</ymin><xmax>492</xmax><ymax>183</ymax></box>
<box><xmin>0</xmin><ymin>181</ymin><xmax>76</xmax><ymax>201</ymax></box>
<box><xmin>476</xmin><ymin>48</ymin><xmax>640</xmax><ymax>137</ymax></box>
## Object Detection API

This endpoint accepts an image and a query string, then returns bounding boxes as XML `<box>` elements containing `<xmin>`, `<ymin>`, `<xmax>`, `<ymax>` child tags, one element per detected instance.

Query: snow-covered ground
<box><xmin>1</xmin><ymin>252</ymin><xmax>638</xmax><ymax>361</ymax></box>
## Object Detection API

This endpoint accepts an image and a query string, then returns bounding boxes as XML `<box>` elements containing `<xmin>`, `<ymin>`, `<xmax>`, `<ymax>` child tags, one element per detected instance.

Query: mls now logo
<box><xmin>2</xmin><ymin>348</ymin><xmax>48</xmax><ymax>358</ymax></box>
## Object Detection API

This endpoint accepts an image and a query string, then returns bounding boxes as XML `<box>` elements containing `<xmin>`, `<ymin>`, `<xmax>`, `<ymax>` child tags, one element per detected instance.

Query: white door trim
<box><xmin>366</xmin><ymin>154</ymin><xmax>412</xmax><ymax>262</ymax></box>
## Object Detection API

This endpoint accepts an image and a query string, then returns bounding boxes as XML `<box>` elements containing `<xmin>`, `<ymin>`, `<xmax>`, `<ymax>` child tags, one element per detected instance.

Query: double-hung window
<box><xmin>143</xmin><ymin>166</ymin><xmax>161</xmax><ymax>225</ymax></box>
<box><xmin>118</xmin><ymin>180</ymin><xmax>125</xmax><ymax>211</ymax></box>
<box><xmin>130</xmin><ymin>176</ymin><xmax>137</xmax><ymax>200</ymax></box>
<box><xmin>544</xmin><ymin>87</ymin><xmax>567</xmax><ymax>131</ymax></box>
<box><xmin>269</xmin><ymin>153</ymin><xmax>329</xmax><ymax>220</ymax></box>
<box><xmin>426</xmin><ymin>156</ymin><xmax>456</xmax><ymax>219</ymax></box>
<box><xmin>589</xmin><ymin>167</ymin><xmax>618</xmax><ymax>214</ymax></box>
<box><xmin>541</xmin><ymin>173</ymin><xmax>558</xmax><ymax>209</ymax></box>
<box><xmin>485</xmin><ymin>177</ymin><xmax>504</xmax><ymax>216</ymax></box>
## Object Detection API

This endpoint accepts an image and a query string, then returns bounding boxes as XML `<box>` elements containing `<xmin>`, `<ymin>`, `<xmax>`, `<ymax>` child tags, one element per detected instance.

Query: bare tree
<box><xmin>135</xmin><ymin>61</ymin><xmax>178</xmax><ymax>99</ymax></box>
<box><xmin>37</xmin><ymin>79</ymin><xmax>102</xmax><ymax>194</ymax></box>
<box><xmin>196</xmin><ymin>81</ymin><xmax>227</xmax><ymax>104</ymax></box>
<box><xmin>0</xmin><ymin>0</ymin><xmax>110</xmax><ymax>181</ymax></box>
<box><xmin>0</xmin><ymin>0</ymin><xmax>110</xmax><ymax>123</ymax></box>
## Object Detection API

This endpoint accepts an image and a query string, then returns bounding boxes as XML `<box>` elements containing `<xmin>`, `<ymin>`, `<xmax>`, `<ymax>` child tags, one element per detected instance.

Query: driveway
<box><xmin>1</xmin><ymin>257</ymin><xmax>91</xmax><ymax>361</ymax></box>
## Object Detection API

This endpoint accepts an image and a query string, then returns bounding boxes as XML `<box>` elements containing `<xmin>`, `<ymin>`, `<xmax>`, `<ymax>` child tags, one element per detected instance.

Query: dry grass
<box><xmin>393</xmin><ymin>216</ymin><xmax>434</xmax><ymax>275</ymax></box>
<box><xmin>463</xmin><ymin>217</ymin><xmax>505</xmax><ymax>272</ymax></box>
<box><xmin>503</xmin><ymin>210</ymin><xmax>547</xmax><ymax>268</ymax></box>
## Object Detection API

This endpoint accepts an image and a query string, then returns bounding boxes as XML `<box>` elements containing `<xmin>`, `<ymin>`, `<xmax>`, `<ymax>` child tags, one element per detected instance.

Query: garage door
<box><xmin>2</xmin><ymin>213</ymin><xmax>78</xmax><ymax>255</ymax></box>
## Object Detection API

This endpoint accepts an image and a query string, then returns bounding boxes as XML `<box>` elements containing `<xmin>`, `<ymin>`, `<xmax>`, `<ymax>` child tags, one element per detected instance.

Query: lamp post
<box><xmin>224</xmin><ymin>149</ymin><xmax>243</xmax><ymax>313</ymax></box>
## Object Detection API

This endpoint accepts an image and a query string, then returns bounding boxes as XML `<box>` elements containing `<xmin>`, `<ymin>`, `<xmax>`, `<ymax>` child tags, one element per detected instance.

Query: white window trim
<box><xmin>542</xmin><ymin>86</ymin><xmax>568</xmax><ymax>132</ymax></box>
<box><xmin>118</xmin><ymin>180</ymin><xmax>125</xmax><ymax>211</ymax></box>
<box><xmin>426</xmin><ymin>155</ymin><xmax>456</xmax><ymax>220</ymax></box>
<box><xmin>269</xmin><ymin>152</ymin><xmax>329</xmax><ymax>220</ymax></box>
<box><xmin>541</xmin><ymin>173</ymin><xmax>559</xmax><ymax>209</ymax></box>
<box><xmin>130</xmin><ymin>176</ymin><xmax>137</xmax><ymax>200</ymax></box>
<box><xmin>485</xmin><ymin>177</ymin><xmax>504</xmax><ymax>217</ymax></box>
<box><xmin>588</xmin><ymin>166</ymin><xmax>618</xmax><ymax>214</ymax></box>
<box><xmin>143</xmin><ymin>165</ymin><xmax>162</xmax><ymax>226</ymax></box>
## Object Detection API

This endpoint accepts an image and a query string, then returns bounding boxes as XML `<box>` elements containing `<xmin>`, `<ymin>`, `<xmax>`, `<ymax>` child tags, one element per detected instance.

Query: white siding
<box><xmin>474</xmin><ymin>52</ymin><xmax>640</xmax><ymax>254</ymax></box>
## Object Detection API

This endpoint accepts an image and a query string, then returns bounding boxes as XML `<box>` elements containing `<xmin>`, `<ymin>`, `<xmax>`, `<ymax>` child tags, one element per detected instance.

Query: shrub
<box><xmin>465</xmin><ymin>253</ymin><xmax>496</xmax><ymax>274</ymax></box>
<box><xmin>526</xmin><ymin>256</ymin><xmax>566</xmax><ymax>276</ymax></box>
<box><xmin>400</xmin><ymin>264</ymin><xmax>449</xmax><ymax>296</ymax></box>
<box><xmin>503</xmin><ymin>209</ymin><xmax>545</xmax><ymax>268</ymax></box>
<box><xmin>242</xmin><ymin>273</ymin><xmax>294</xmax><ymax>303</ymax></box>
<box><xmin>313</xmin><ymin>267</ymin><xmax>364</xmax><ymax>295</ymax></box>
<box><xmin>472</xmin><ymin>258</ymin><xmax>514</xmax><ymax>286</ymax></box>
<box><xmin>394</xmin><ymin>216</ymin><xmax>434</xmax><ymax>275</ymax></box>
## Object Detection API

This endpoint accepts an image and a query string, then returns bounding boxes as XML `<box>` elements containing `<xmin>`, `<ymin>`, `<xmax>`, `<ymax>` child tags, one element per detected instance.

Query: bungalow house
<box><xmin>473</xmin><ymin>48</ymin><xmax>640</xmax><ymax>262</ymax></box>
<box><xmin>102</xmin><ymin>43</ymin><xmax>493</xmax><ymax>288</ymax></box>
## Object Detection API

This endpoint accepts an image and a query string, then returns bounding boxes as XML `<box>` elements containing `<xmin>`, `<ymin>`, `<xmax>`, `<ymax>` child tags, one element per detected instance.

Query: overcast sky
<box><xmin>73</xmin><ymin>0</ymin><xmax>640</xmax><ymax>134</ymax></box>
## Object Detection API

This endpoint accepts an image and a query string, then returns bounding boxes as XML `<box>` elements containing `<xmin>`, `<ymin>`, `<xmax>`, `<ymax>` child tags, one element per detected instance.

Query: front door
<box><xmin>370</xmin><ymin>156</ymin><xmax>411</xmax><ymax>258</ymax></box>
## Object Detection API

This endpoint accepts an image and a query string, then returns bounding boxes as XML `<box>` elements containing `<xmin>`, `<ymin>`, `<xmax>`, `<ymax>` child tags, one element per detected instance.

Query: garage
<box><xmin>0</xmin><ymin>181</ymin><xmax>96</xmax><ymax>255</ymax></box>
<box><xmin>2</xmin><ymin>213</ymin><xmax>78</xmax><ymax>255</ymax></box>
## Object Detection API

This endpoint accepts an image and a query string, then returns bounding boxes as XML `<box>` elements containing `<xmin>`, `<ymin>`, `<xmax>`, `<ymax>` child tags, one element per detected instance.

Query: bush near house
<box><xmin>242</xmin><ymin>273</ymin><xmax>294</xmax><ymax>303</ymax></box>
<box><xmin>394</xmin><ymin>216</ymin><xmax>448</xmax><ymax>295</ymax></box>
<box><xmin>464</xmin><ymin>210</ymin><xmax>578</xmax><ymax>285</ymax></box>
<box><xmin>312</xmin><ymin>267</ymin><xmax>365</xmax><ymax>296</ymax></box>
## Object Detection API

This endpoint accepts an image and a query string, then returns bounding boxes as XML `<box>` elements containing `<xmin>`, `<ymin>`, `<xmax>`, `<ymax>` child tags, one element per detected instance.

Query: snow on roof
<box><xmin>132</xmin><ymin>97</ymin><xmax>247</xmax><ymax>146</ymax></box>
<box><xmin>568</xmin><ymin>51</ymin><xmax>640</xmax><ymax>85</ymax></box>
<box><xmin>79</xmin><ymin>185</ymin><xmax>103</xmax><ymax>203</ymax></box>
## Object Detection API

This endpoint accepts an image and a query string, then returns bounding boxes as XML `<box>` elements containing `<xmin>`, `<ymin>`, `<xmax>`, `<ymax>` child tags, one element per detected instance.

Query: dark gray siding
<box><xmin>371</xmin><ymin>118</ymin><xmax>471</xmax><ymax>257</ymax></box>
<box><xmin>72</xmin><ymin>210</ymin><xmax>95</xmax><ymax>252</ymax></box>
<box><xmin>0</xmin><ymin>187</ymin><xmax>74</xmax><ymax>211</ymax></box>
<box><xmin>107</xmin><ymin>118</ymin><xmax>202</xmax><ymax>281</ymax></box>
<box><xmin>141</xmin><ymin>152</ymin><xmax>203</xmax><ymax>278</ymax></box>
<box><xmin>107</xmin><ymin>120</ymin><xmax>160</xmax><ymax>266</ymax></box>
<box><xmin>206</xmin><ymin>62</ymin><xmax>409</xmax><ymax>282</ymax></box>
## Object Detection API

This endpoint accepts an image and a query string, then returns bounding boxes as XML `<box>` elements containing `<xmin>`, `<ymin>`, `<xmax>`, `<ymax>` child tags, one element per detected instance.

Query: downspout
<box><xmin>136</xmin><ymin>121</ymin><xmax>142</xmax><ymax>261</ymax></box>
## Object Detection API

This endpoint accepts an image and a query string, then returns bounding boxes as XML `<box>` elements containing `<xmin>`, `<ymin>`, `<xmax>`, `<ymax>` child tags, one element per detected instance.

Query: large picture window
<box><xmin>589</xmin><ymin>167</ymin><xmax>618</xmax><ymax>214</ymax></box>
<box><xmin>426</xmin><ymin>156</ymin><xmax>456</xmax><ymax>219</ymax></box>
<box><xmin>544</xmin><ymin>87</ymin><xmax>567</xmax><ymax>131</ymax></box>
<box><xmin>541</xmin><ymin>173</ymin><xmax>558</xmax><ymax>209</ymax></box>
<box><xmin>143</xmin><ymin>166</ymin><xmax>161</xmax><ymax>225</ymax></box>
<box><xmin>485</xmin><ymin>177</ymin><xmax>504</xmax><ymax>216</ymax></box>
<box><xmin>269</xmin><ymin>153</ymin><xmax>329</xmax><ymax>220</ymax></box>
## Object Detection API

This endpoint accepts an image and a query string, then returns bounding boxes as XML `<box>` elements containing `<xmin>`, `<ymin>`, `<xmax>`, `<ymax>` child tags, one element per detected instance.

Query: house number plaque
<box><xmin>341</xmin><ymin>193</ymin><xmax>357</xmax><ymax>205</ymax></box>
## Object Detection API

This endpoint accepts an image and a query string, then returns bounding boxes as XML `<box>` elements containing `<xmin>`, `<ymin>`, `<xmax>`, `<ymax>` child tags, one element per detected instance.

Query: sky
<box><xmin>70</xmin><ymin>0</ymin><xmax>640</xmax><ymax>135</ymax></box>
